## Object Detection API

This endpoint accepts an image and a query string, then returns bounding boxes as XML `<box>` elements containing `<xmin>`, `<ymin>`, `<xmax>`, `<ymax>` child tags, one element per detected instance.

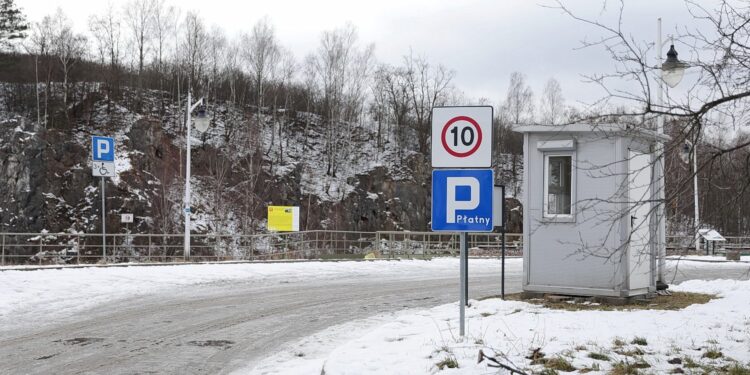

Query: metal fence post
<box><xmin>39</xmin><ymin>235</ymin><xmax>43</xmax><ymax>265</ymax></box>
<box><xmin>253</xmin><ymin>234</ymin><xmax>257</xmax><ymax>261</ymax></box>
<box><xmin>375</xmin><ymin>232</ymin><xmax>381</xmax><ymax>257</ymax></box>
<box><xmin>148</xmin><ymin>234</ymin><xmax>152</xmax><ymax>263</ymax></box>
<box><xmin>1</xmin><ymin>234</ymin><xmax>5</xmax><ymax>266</ymax></box>
<box><xmin>76</xmin><ymin>234</ymin><xmax>81</xmax><ymax>264</ymax></box>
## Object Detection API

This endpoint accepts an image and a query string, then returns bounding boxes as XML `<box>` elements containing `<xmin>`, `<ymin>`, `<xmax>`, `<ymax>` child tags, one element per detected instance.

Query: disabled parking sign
<box><xmin>431</xmin><ymin>169</ymin><xmax>494</xmax><ymax>232</ymax></box>
<box><xmin>92</xmin><ymin>136</ymin><xmax>115</xmax><ymax>162</ymax></box>
<box><xmin>91</xmin><ymin>136</ymin><xmax>116</xmax><ymax>177</ymax></box>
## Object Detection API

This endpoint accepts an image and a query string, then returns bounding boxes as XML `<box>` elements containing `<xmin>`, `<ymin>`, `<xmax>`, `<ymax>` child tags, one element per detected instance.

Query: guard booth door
<box><xmin>628</xmin><ymin>150</ymin><xmax>652</xmax><ymax>290</ymax></box>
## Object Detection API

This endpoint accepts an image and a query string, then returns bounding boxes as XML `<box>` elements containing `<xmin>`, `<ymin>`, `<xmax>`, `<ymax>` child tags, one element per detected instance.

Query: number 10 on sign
<box><xmin>432</xmin><ymin>106</ymin><xmax>492</xmax><ymax>168</ymax></box>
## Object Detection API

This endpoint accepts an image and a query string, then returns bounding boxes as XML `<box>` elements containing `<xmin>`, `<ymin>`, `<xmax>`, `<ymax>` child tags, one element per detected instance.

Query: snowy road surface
<box><xmin>0</xmin><ymin>258</ymin><xmax>747</xmax><ymax>374</ymax></box>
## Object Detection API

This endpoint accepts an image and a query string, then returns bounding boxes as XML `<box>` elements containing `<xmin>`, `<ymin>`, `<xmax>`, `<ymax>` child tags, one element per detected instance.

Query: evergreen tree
<box><xmin>0</xmin><ymin>0</ymin><xmax>28</xmax><ymax>50</ymax></box>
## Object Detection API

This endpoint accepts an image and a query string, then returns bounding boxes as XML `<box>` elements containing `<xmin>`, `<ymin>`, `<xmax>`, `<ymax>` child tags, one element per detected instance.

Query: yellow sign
<box><xmin>267</xmin><ymin>206</ymin><xmax>300</xmax><ymax>232</ymax></box>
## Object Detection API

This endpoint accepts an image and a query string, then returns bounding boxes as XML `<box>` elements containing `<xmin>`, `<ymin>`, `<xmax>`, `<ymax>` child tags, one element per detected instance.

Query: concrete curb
<box><xmin>0</xmin><ymin>255</ymin><xmax>525</xmax><ymax>272</ymax></box>
<box><xmin>0</xmin><ymin>256</ymin><xmax>523</xmax><ymax>272</ymax></box>
<box><xmin>0</xmin><ymin>258</ymin><xmax>402</xmax><ymax>272</ymax></box>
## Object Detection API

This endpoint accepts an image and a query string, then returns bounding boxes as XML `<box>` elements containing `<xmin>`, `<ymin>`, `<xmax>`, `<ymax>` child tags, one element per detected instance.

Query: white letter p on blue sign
<box><xmin>97</xmin><ymin>140</ymin><xmax>109</xmax><ymax>158</ymax></box>
<box><xmin>446</xmin><ymin>177</ymin><xmax>479</xmax><ymax>223</ymax></box>
<box><xmin>431</xmin><ymin>169</ymin><xmax>493</xmax><ymax>232</ymax></box>
<box><xmin>92</xmin><ymin>136</ymin><xmax>115</xmax><ymax>162</ymax></box>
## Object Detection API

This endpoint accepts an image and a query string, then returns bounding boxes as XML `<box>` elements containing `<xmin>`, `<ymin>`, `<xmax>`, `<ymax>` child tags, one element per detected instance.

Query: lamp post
<box><xmin>184</xmin><ymin>90</ymin><xmax>210</xmax><ymax>261</ymax></box>
<box><xmin>679</xmin><ymin>140</ymin><xmax>700</xmax><ymax>252</ymax></box>
<box><xmin>655</xmin><ymin>18</ymin><xmax>689</xmax><ymax>287</ymax></box>
<box><xmin>663</xmin><ymin>42</ymin><xmax>700</xmax><ymax>253</ymax></box>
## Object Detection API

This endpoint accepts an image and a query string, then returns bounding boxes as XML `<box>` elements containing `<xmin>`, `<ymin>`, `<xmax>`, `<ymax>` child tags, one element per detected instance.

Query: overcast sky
<box><xmin>19</xmin><ymin>0</ymin><xmax>708</xmax><ymax>106</ymax></box>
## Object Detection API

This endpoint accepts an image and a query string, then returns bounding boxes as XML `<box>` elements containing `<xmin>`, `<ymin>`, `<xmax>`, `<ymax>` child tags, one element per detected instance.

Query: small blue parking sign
<box><xmin>92</xmin><ymin>136</ymin><xmax>115</xmax><ymax>162</ymax></box>
<box><xmin>432</xmin><ymin>169</ymin><xmax>494</xmax><ymax>232</ymax></box>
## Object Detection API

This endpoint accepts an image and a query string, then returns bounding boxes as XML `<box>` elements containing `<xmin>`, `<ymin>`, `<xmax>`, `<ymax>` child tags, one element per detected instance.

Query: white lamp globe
<box><xmin>193</xmin><ymin>107</ymin><xmax>210</xmax><ymax>132</ymax></box>
<box><xmin>661</xmin><ymin>45</ymin><xmax>687</xmax><ymax>88</ymax></box>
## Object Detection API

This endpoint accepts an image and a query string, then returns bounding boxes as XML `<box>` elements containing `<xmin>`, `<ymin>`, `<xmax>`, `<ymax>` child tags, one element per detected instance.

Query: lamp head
<box><xmin>193</xmin><ymin>105</ymin><xmax>210</xmax><ymax>132</ymax></box>
<box><xmin>661</xmin><ymin>44</ymin><xmax>688</xmax><ymax>88</ymax></box>
<box><xmin>679</xmin><ymin>140</ymin><xmax>692</xmax><ymax>164</ymax></box>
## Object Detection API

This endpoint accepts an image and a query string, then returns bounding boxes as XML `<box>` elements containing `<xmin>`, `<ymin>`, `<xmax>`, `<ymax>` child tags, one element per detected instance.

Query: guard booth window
<box><xmin>544</xmin><ymin>155</ymin><xmax>572</xmax><ymax>216</ymax></box>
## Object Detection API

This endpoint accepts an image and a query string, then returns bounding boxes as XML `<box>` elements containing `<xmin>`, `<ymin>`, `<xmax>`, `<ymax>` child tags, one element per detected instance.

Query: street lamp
<box><xmin>184</xmin><ymin>90</ymin><xmax>210</xmax><ymax>260</ymax></box>
<box><xmin>655</xmin><ymin>19</ymin><xmax>697</xmax><ymax>289</ymax></box>
<box><xmin>660</xmin><ymin>43</ymin><xmax>700</xmax><ymax>255</ymax></box>
<box><xmin>662</xmin><ymin>45</ymin><xmax>688</xmax><ymax>88</ymax></box>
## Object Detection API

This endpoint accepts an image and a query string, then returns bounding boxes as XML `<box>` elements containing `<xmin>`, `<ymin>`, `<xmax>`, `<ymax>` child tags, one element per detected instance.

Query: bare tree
<box><xmin>313</xmin><ymin>23</ymin><xmax>372</xmax><ymax>176</ymax></box>
<box><xmin>151</xmin><ymin>0</ymin><xmax>176</xmax><ymax>98</ymax></box>
<box><xmin>205</xmin><ymin>148</ymin><xmax>231</xmax><ymax>244</ymax></box>
<box><xmin>51</xmin><ymin>9</ymin><xmax>86</xmax><ymax>107</ymax></box>
<box><xmin>403</xmin><ymin>51</ymin><xmax>454</xmax><ymax>154</ymax></box>
<box><xmin>500</xmin><ymin>72</ymin><xmax>534</xmax><ymax>197</ymax></box>
<box><xmin>370</xmin><ymin>65</ymin><xmax>391</xmax><ymax>153</ymax></box>
<box><xmin>502</xmin><ymin>72</ymin><xmax>535</xmax><ymax>125</ymax></box>
<box><xmin>373</xmin><ymin>64</ymin><xmax>412</xmax><ymax>162</ymax></box>
<box><xmin>181</xmin><ymin>11</ymin><xmax>207</xmax><ymax>88</ymax></box>
<box><xmin>153</xmin><ymin>168</ymin><xmax>181</xmax><ymax>259</ymax></box>
<box><xmin>539</xmin><ymin>77</ymin><xmax>565</xmax><ymax>125</ymax></box>
<box><xmin>337</xmin><ymin>41</ymin><xmax>374</xmax><ymax>171</ymax></box>
<box><xmin>301</xmin><ymin>53</ymin><xmax>318</xmax><ymax>152</ymax></box>
<box><xmin>123</xmin><ymin>0</ymin><xmax>155</xmax><ymax>90</ymax></box>
<box><xmin>235</xmin><ymin>117</ymin><xmax>264</xmax><ymax>235</ymax></box>
<box><xmin>24</xmin><ymin>15</ymin><xmax>54</xmax><ymax>128</ymax></box>
<box><xmin>273</xmin><ymin>47</ymin><xmax>297</xmax><ymax>164</ymax></box>
<box><xmin>224</xmin><ymin>36</ymin><xmax>242</xmax><ymax>105</ymax></box>
<box><xmin>205</xmin><ymin>25</ymin><xmax>227</xmax><ymax>102</ymax></box>
<box><xmin>89</xmin><ymin>4</ymin><xmax>123</xmax><ymax>99</ymax></box>
<box><xmin>242</xmin><ymin>16</ymin><xmax>279</xmax><ymax>129</ymax></box>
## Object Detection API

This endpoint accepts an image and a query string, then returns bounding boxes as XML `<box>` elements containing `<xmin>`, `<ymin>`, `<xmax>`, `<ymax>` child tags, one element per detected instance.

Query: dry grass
<box><xmin>588</xmin><ymin>352</ymin><xmax>611</xmax><ymax>361</ymax></box>
<box><xmin>502</xmin><ymin>292</ymin><xmax>715</xmax><ymax>311</ymax></box>
<box><xmin>609</xmin><ymin>360</ymin><xmax>651</xmax><ymax>374</ymax></box>
<box><xmin>702</xmin><ymin>348</ymin><xmax>723</xmax><ymax>359</ymax></box>
<box><xmin>541</xmin><ymin>356</ymin><xmax>576</xmax><ymax>372</ymax></box>
<box><xmin>434</xmin><ymin>356</ymin><xmax>458</xmax><ymax>370</ymax></box>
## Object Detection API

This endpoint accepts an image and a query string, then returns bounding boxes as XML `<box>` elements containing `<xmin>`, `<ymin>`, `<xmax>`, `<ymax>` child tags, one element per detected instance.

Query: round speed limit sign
<box><xmin>431</xmin><ymin>106</ymin><xmax>493</xmax><ymax>167</ymax></box>
<box><xmin>441</xmin><ymin>116</ymin><xmax>483</xmax><ymax>157</ymax></box>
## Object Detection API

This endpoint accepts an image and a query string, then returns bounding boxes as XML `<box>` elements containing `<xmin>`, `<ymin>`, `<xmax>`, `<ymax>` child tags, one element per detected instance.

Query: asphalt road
<box><xmin>0</xmin><ymin>260</ymin><xmax>747</xmax><ymax>375</ymax></box>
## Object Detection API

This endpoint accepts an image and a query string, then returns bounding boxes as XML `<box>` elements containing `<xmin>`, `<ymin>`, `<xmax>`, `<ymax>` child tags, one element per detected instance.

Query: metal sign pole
<box><xmin>501</xmin><ymin>226</ymin><xmax>506</xmax><ymax>300</ymax></box>
<box><xmin>464</xmin><ymin>233</ymin><xmax>469</xmax><ymax>306</ymax></box>
<box><xmin>101</xmin><ymin>176</ymin><xmax>106</xmax><ymax>263</ymax></box>
<box><xmin>459</xmin><ymin>231</ymin><xmax>467</xmax><ymax>337</ymax></box>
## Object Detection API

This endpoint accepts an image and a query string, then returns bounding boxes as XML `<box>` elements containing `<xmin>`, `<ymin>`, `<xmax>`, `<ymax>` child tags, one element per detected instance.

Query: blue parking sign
<box><xmin>432</xmin><ymin>169</ymin><xmax>494</xmax><ymax>232</ymax></box>
<box><xmin>92</xmin><ymin>136</ymin><xmax>115</xmax><ymax>162</ymax></box>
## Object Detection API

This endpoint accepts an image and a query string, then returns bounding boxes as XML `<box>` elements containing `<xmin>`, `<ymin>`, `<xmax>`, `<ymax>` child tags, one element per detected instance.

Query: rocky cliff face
<box><xmin>0</xmin><ymin>117</ymin><xmax>45</xmax><ymax>232</ymax></box>
<box><xmin>0</xmin><ymin>86</ymin><xmax>522</xmax><ymax>239</ymax></box>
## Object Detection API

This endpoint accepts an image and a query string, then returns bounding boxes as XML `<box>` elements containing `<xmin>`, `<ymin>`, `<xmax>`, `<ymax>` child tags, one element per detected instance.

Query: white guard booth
<box><xmin>515</xmin><ymin>124</ymin><xmax>669</xmax><ymax>298</ymax></box>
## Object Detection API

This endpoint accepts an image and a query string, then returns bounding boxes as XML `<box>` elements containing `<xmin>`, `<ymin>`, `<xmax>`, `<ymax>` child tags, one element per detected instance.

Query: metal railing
<box><xmin>666</xmin><ymin>235</ymin><xmax>750</xmax><ymax>255</ymax></box>
<box><xmin>2</xmin><ymin>231</ymin><xmax>745</xmax><ymax>266</ymax></box>
<box><xmin>375</xmin><ymin>231</ymin><xmax>523</xmax><ymax>258</ymax></box>
<box><xmin>0</xmin><ymin>231</ymin><xmax>524</xmax><ymax>266</ymax></box>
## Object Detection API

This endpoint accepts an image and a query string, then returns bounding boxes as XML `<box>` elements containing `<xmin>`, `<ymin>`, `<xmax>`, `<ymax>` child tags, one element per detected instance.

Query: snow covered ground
<box><xmin>0</xmin><ymin>258</ymin><xmax>505</xmax><ymax>334</ymax></box>
<box><xmin>246</xmin><ymin>262</ymin><xmax>750</xmax><ymax>375</ymax></box>
<box><xmin>2</xmin><ymin>258</ymin><xmax>748</xmax><ymax>374</ymax></box>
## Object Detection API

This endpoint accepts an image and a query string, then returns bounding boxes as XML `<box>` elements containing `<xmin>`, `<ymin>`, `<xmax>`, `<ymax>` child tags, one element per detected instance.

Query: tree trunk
<box><xmin>34</xmin><ymin>55</ymin><xmax>40</xmax><ymax>129</ymax></box>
